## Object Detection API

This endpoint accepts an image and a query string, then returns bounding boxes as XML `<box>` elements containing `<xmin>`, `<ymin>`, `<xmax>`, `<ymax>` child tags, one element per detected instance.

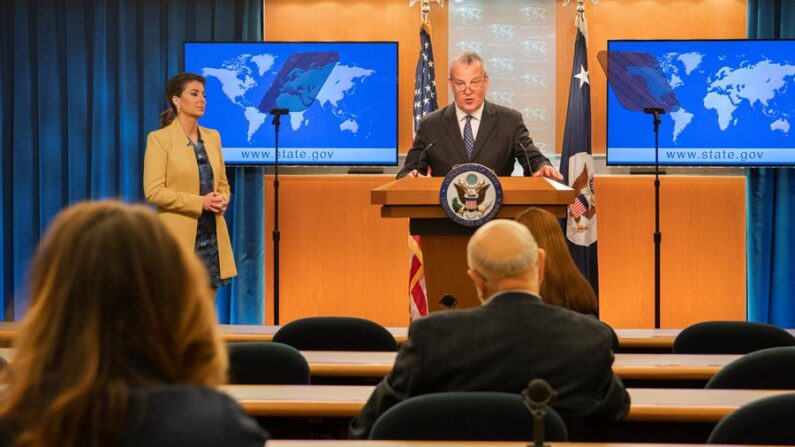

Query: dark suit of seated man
<box><xmin>349</xmin><ymin>219</ymin><xmax>629</xmax><ymax>439</ymax></box>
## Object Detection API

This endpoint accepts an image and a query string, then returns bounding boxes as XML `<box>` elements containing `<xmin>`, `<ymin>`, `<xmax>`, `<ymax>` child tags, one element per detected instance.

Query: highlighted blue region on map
<box><xmin>259</xmin><ymin>52</ymin><xmax>339</xmax><ymax>113</ymax></box>
<box><xmin>607</xmin><ymin>51</ymin><xmax>679</xmax><ymax>112</ymax></box>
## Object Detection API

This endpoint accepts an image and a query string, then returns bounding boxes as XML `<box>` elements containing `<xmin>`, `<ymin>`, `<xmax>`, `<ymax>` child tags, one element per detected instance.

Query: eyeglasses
<box><xmin>452</xmin><ymin>77</ymin><xmax>485</xmax><ymax>92</ymax></box>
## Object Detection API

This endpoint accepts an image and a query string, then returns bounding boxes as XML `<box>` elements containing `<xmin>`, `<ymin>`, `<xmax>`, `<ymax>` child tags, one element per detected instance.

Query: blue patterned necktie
<box><xmin>463</xmin><ymin>115</ymin><xmax>474</xmax><ymax>159</ymax></box>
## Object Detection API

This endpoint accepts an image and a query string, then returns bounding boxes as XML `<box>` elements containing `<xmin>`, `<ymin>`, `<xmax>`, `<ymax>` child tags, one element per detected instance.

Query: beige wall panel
<box><xmin>555</xmin><ymin>0</ymin><xmax>746</xmax><ymax>154</ymax></box>
<box><xmin>264</xmin><ymin>176</ymin><xmax>410</xmax><ymax>325</ymax></box>
<box><xmin>264</xmin><ymin>0</ymin><xmax>449</xmax><ymax>155</ymax></box>
<box><xmin>597</xmin><ymin>176</ymin><xmax>746</xmax><ymax>328</ymax></box>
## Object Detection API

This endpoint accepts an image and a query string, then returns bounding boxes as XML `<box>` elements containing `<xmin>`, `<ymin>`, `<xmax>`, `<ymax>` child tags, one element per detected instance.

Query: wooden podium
<box><xmin>371</xmin><ymin>177</ymin><xmax>574</xmax><ymax>312</ymax></box>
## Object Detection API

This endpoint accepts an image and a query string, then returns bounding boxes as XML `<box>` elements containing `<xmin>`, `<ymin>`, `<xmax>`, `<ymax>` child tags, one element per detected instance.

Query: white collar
<box><xmin>455</xmin><ymin>102</ymin><xmax>485</xmax><ymax>122</ymax></box>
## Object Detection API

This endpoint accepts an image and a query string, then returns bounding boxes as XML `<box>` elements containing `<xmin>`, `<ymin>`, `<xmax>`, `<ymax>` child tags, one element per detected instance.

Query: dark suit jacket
<box><xmin>349</xmin><ymin>292</ymin><xmax>630</xmax><ymax>439</ymax></box>
<box><xmin>397</xmin><ymin>101</ymin><xmax>551</xmax><ymax>178</ymax></box>
<box><xmin>0</xmin><ymin>385</ymin><xmax>267</xmax><ymax>447</ymax></box>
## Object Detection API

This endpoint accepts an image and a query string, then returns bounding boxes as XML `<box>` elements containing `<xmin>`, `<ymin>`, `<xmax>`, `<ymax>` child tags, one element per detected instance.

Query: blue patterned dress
<box><xmin>189</xmin><ymin>132</ymin><xmax>225</xmax><ymax>288</ymax></box>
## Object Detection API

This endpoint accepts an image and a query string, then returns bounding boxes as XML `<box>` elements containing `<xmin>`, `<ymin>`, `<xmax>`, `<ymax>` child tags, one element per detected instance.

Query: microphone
<box><xmin>270</xmin><ymin>108</ymin><xmax>290</xmax><ymax>116</ymax></box>
<box><xmin>521</xmin><ymin>378</ymin><xmax>557</xmax><ymax>447</ymax></box>
<box><xmin>523</xmin><ymin>378</ymin><xmax>557</xmax><ymax>409</ymax></box>
<box><xmin>517</xmin><ymin>141</ymin><xmax>534</xmax><ymax>176</ymax></box>
<box><xmin>438</xmin><ymin>293</ymin><xmax>457</xmax><ymax>310</ymax></box>
<box><xmin>418</xmin><ymin>141</ymin><xmax>437</xmax><ymax>176</ymax></box>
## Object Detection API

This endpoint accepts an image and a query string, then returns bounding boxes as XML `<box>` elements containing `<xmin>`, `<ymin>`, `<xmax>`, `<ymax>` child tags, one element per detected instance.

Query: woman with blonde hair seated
<box><xmin>0</xmin><ymin>201</ymin><xmax>266</xmax><ymax>447</ymax></box>
<box><xmin>515</xmin><ymin>207</ymin><xmax>598</xmax><ymax>316</ymax></box>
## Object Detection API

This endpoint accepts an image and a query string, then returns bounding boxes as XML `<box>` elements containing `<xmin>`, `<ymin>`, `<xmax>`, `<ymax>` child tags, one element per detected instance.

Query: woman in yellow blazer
<box><xmin>143</xmin><ymin>73</ymin><xmax>236</xmax><ymax>288</ymax></box>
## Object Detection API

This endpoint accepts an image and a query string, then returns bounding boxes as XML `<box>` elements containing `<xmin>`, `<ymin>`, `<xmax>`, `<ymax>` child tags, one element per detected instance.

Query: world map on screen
<box><xmin>659</xmin><ymin>51</ymin><xmax>795</xmax><ymax>143</ymax></box>
<box><xmin>607</xmin><ymin>40</ymin><xmax>795</xmax><ymax>165</ymax></box>
<box><xmin>184</xmin><ymin>42</ymin><xmax>399</xmax><ymax>160</ymax></box>
<box><xmin>201</xmin><ymin>52</ymin><xmax>374</xmax><ymax>144</ymax></box>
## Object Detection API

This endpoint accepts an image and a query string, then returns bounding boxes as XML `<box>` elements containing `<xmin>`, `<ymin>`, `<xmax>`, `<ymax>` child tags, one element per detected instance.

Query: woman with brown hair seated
<box><xmin>0</xmin><ymin>201</ymin><xmax>266</xmax><ymax>447</ymax></box>
<box><xmin>516</xmin><ymin>207</ymin><xmax>598</xmax><ymax>316</ymax></box>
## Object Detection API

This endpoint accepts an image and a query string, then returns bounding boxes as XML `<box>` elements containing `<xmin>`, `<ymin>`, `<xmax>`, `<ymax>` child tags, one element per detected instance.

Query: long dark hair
<box><xmin>0</xmin><ymin>200</ymin><xmax>226</xmax><ymax>447</ymax></box>
<box><xmin>159</xmin><ymin>72</ymin><xmax>206</xmax><ymax>128</ymax></box>
<box><xmin>516</xmin><ymin>207</ymin><xmax>598</xmax><ymax>315</ymax></box>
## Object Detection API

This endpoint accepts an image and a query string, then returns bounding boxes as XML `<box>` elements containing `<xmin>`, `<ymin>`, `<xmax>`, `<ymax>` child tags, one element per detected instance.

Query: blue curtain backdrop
<box><xmin>0</xmin><ymin>0</ymin><xmax>264</xmax><ymax>323</ymax></box>
<box><xmin>746</xmin><ymin>0</ymin><xmax>795</xmax><ymax>326</ymax></box>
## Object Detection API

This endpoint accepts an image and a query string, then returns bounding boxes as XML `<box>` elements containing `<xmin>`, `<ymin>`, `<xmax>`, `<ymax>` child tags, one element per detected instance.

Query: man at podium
<box><xmin>397</xmin><ymin>51</ymin><xmax>563</xmax><ymax>181</ymax></box>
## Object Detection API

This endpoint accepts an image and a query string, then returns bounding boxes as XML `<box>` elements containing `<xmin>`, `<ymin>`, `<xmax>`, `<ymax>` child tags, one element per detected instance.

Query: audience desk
<box><xmin>266</xmin><ymin>442</ymin><xmax>781</xmax><ymax>447</ymax></box>
<box><xmin>0</xmin><ymin>322</ymin><xmax>791</xmax><ymax>351</ymax></box>
<box><xmin>222</xmin><ymin>385</ymin><xmax>795</xmax><ymax>422</ymax></box>
<box><xmin>300</xmin><ymin>351</ymin><xmax>738</xmax><ymax>380</ymax></box>
<box><xmin>0</xmin><ymin>347</ymin><xmax>738</xmax><ymax>381</ymax></box>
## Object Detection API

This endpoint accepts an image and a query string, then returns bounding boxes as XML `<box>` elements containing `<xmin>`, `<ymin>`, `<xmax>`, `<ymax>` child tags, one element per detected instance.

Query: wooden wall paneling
<box><xmin>264</xmin><ymin>176</ymin><xmax>410</xmax><ymax>326</ymax></box>
<box><xmin>555</xmin><ymin>0</ymin><xmax>747</xmax><ymax>154</ymax></box>
<box><xmin>596</xmin><ymin>176</ymin><xmax>746</xmax><ymax>328</ymax></box>
<box><xmin>263</xmin><ymin>0</ymin><xmax>449</xmax><ymax>155</ymax></box>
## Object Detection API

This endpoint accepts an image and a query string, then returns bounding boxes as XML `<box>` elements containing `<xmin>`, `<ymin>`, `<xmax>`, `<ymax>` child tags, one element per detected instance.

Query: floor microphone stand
<box><xmin>270</xmin><ymin>109</ymin><xmax>288</xmax><ymax>325</ymax></box>
<box><xmin>644</xmin><ymin>107</ymin><xmax>664</xmax><ymax>329</ymax></box>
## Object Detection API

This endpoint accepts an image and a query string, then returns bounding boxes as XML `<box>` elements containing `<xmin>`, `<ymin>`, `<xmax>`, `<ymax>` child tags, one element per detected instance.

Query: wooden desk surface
<box><xmin>0</xmin><ymin>324</ymin><xmax>691</xmax><ymax>350</ymax></box>
<box><xmin>0</xmin><ymin>347</ymin><xmax>737</xmax><ymax>381</ymax></box>
<box><xmin>222</xmin><ymin>385</ymin><xmax>795</xmax><ymax>422</ymax></box>
<box><xmin>0</xmin><ymin>322</ymin><xmax>790</xmax><ymax>351</ymax></box>
<box><xmin>0</xmin><ymin>322</ymin><xmax>411</xmax><ymax>344</ymax></box>
<box><xmin>301</xmin><ymin>351</ymin><xmax>738</xmax><ymax>380</ymax></box>
<box><xmin>0</xmin><ymin>323</ymin><xmax>681</xmax><ymax>348</ymax></box>
<box><xmin>217</xmin><ymin>325</ymin><xmax>411</xmax><ymax>343</ymax></box>
<box><xmin>267</xmin><ymin>443</ymin><xmax>782</xmax><ymax>447</ymax></box>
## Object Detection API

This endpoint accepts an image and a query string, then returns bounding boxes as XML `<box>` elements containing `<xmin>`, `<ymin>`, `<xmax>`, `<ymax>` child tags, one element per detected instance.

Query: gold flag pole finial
<box><xmin>563</xmin><ymin>0</ymin><xmax>598</xmax><ymax>39</ymax></box>
<box><xmin>410</xmin><ymin>0</ymin><xmax>444</xmax><ymax>28</ymax></box>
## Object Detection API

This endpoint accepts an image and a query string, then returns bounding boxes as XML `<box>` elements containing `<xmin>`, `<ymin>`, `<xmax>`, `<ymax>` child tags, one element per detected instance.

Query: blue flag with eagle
<box><xmin>559</xmin><ymin>22</ymin><xmax>599</xmax><ymax>297</ymax></box>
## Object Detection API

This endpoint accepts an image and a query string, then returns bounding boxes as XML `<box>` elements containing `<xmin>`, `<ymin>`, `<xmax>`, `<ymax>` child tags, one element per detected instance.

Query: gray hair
<box><xmin>467</xmin><ymin>219</ymin><xmax>538</xmax><ymax>281</ymax></box>
<box><xmin>449</xmin><ymin>51</ymin><xmax>488</xmax><ymax>78</ymax></box>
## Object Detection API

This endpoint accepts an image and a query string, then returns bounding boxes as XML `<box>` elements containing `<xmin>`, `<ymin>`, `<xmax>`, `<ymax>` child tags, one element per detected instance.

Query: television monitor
<box><xmin>606</xmin><ymin>39</ymin><xmax>795</xmax><ymax>166</ymax></box>
<box><xmin>184</xmin><ymin>41</ymin><xmax>398</xmax><ymax>166</ymax></box>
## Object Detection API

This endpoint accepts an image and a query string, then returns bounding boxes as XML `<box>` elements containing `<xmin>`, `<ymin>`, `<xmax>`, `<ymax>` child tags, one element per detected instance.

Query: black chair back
<box><xmin>706</xmin><ymin>346</ymin><xmax>795</xmax><ymax>389</ymax></box>
<box><xmin>673</xmin><ymin>320</ymin><xmax>795</xmax><ymax>354</ymax></box>
<box><xmin>227</xmin><ymin>342</ymin><xmax>310</xmax><ymax>384</ymax></box>
<box><xmin>369</xmin><ymin>391</ymin><xmax>568</xmax><ymax>441</ymax></box>
<box><xmin>708</xmin><ymin>393</ymin><xmax>795</xmax><ymax>444</ymax></box>
<box><xmin>273</xmin><ymin>316</ymin><xmax>397</xmax><ymax>351</ymax></box>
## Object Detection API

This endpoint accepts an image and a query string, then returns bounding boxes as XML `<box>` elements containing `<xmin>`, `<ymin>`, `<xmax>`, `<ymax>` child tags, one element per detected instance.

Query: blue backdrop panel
<box><xmin>0</xmin><ymin>0</ymin><xmax>264</xmax><ymax>323</ymax></box>
<box><xmin>746</xmin><ymin>0</ymin><xmax>795</xmax><ymax>326</ymax></box>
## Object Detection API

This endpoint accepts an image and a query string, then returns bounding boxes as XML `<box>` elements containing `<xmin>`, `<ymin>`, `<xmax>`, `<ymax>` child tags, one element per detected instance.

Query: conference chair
<box><xmin>369</xmin><ymin>391</ymin><xmax>568</xmax><ymax>441</ymax></box>
<box><xmin>227</xmin><ymin>342</ymin><xmax>310</xmax><ymax>384</ymax></box>
<box><xmin>707</xmin><ymin>393</ymin><xmax>795</xmax><ymax>444</ymax></box>
<box><xmin>672</xmin><ymin>320</ymin><xmax>795</xmax><ymax>354</ymax></box>
<box><xmin>272</xmin><ymin>316</ymin><xmax>398</xmax><ymax>351</ymax></box>
<box><xmin>706</xmin><ymin>346</ymin><xmax>795</xmax><ymax>389</ymax></box>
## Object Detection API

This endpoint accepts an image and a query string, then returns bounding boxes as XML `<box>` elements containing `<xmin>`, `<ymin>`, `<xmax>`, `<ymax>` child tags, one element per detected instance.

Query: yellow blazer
<box><xmin>143</xmin><ymin>119</ymin><xmax>237</xmax><ymax>280</ymax></box>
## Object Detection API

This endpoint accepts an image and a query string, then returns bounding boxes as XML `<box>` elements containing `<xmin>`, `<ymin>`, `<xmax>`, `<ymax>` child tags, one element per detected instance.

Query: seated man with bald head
<box><xmin>349</xmin><ymin>220</ymin><xmax>629</xmax><ymax>439</ymax></box>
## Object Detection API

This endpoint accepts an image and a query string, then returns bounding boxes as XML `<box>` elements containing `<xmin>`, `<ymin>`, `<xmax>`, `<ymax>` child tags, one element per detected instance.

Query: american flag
<box><xmin>559</xmin><ymin>16</ymin><xmax>599</xmax><ymax>297</ymax></box>
<box><xmin>408</xmin><ymin>24</ymin><xmax>438</xmax><ymax>321</ymax></box>
<box><xmin>569</xmin><ymin>194</ymin><xmax>589</xmax><ymax>218</ymax></box>
<box><xmin>413</xmin><ymin>24</ymin><xmax>438</xmax><ymax>132</ymax></box>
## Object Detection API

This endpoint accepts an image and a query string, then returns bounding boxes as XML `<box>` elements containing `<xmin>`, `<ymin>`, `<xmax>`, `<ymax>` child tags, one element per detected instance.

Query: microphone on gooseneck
<box><xmin>517</xmin><ymin>141</ymin><xmax>534</xmax><ymax>176</ymax></box>
<box><xmin>521</xmin><ymin>378</ymin><xmax>558</xmax><ymax>447</ymax></box>
<box><xmin>417</xmin><ymin>141</ymin><xmax>437</xmax><ymax>176</ymax></box>
<box><xmin>438</xmin><ymin>293</ymin><xmax>458</xmax><ymax>310</ymax></box>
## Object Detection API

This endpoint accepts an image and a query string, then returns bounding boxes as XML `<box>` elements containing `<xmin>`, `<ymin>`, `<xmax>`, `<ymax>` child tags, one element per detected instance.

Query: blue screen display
<box><xmin>607</xmin><ymin>40</ymin><xmax>795</xmax><ymax>166</ymax></box>
<box><xmin>184</xmin><ymin>42</ymin><xmax>398</xmax><ymax>166</ymax></box>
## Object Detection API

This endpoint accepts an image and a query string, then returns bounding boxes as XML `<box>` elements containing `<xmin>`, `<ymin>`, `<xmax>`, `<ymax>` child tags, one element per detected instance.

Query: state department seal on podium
<box><xmin>440</xmin><ymin>163</ymin><xmax>503</xmax><ymax>227</ymax></box>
